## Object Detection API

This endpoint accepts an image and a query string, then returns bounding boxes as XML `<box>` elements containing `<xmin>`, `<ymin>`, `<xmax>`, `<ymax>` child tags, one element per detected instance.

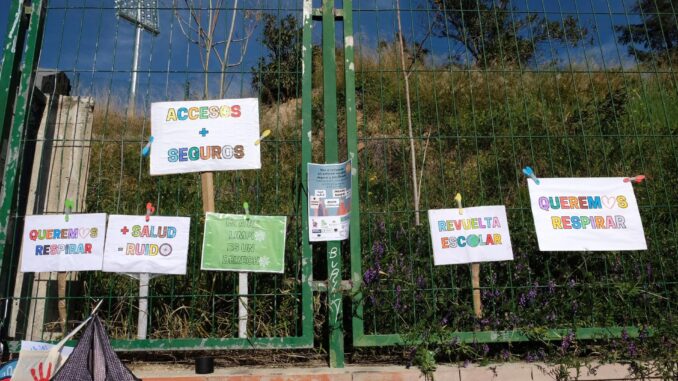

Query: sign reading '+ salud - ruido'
<box><xmin>527</xmin><ymin>177</ymin><xmax>647</xmax><ymax>251</ymax></box>
<box><xmin>201</xmin><ymin>213</ymin><xmax>287</xmax><ymax>273</ymax></box>
<box><xmin>150</xmin><ymin>98</ymin><xmax>261</xmax><ymax>175</ymax></box>
<box><xmin>428</xmin><ymin>206</ymin><xmax>514</xmax><ymax>265</ymax></box>
<box><xmin>103</xmin><ymin>215</ymin><xmax>191</xmax><ymax>274</ymax></box>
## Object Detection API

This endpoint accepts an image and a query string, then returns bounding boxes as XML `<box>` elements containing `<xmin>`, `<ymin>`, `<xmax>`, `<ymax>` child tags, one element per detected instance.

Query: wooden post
<box><xmin>201</xmin><ymin>172</ymin><xmax>216</xmax><ymax>213</ymax></box>
<box><xmin>471</xmin><ymin>263</ymin><xmax>482</xmax><ymax>318</ymax></box>
<box><xmin>201</xmin><ymin>171</ymin><xmax>248</xmax><ymax>337</ymax></box>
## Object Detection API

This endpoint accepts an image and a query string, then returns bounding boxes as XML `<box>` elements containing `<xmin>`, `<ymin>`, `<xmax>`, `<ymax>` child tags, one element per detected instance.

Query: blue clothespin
<box><xmin>522</xmin><ymin>166</ymin><xmax>540</xmax><ymax>185</ymax></box>
<box><xmin>142</xmin><ymin>136</ymin><xmax>154</xmax><ymax>157</ymax></box>
<box><xmin>243</xmin><ymin>202</ymin><xmax>250</xmax><ymax>220</ymax></box>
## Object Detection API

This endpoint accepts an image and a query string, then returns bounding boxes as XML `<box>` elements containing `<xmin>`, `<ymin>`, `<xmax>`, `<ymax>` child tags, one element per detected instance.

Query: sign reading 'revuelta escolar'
<box><xmin>149</xmin><ymin>98</ymin><xmax>261</xmax><ymax>175</ymax></box>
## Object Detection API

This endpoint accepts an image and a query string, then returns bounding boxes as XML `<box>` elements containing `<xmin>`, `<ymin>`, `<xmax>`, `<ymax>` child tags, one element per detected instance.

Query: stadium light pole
<box><xmin>115</xmin><ymin>0</ymin><xmax>160</xmax><ymax>117</ymax></box>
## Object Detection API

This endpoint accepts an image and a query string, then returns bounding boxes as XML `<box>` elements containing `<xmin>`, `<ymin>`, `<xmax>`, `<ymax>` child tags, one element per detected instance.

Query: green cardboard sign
<box><xmin>201</xmin><ymin>213</ymin><xmax>287</xmax><ymax>273</ymax></box>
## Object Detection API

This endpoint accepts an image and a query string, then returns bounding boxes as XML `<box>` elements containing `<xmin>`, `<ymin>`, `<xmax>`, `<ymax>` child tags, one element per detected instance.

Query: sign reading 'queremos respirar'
<box><xmin>150</xmin><ymin>98</ymin><xmax>261</xmax><ymax>175</ymax></box>
<box><xmin>20</xmin><ymin>214</ymin><xmax>107</xmax><ymax>272</ymax></box>
<box><xmin>527</xmin><ymin>178</ymin><xmax>647</xmax><ymax>251</ymax></box>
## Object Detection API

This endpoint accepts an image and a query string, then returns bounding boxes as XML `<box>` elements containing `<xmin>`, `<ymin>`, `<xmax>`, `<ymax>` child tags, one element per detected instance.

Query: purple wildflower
<box><xmin>482</xmin><ymin>344</ymin><xmax>490</xmax><ymax>355</ymax></box>
<box><xmin>372</xmin><ymin>241</ymin><xmax>385</xmax><ymax>257</ymax></box>
<box><xmin>561</xmin><ymin>330</ymin><xmax>575</xmax><ymax>353</ymax></box>
<box><xmin>548</xmin><ymin>280</ymin><xmax>556</xmax><ymax>294</ymax></box>
<box><xmin>363</xmin><ymin>268</ymin><xmax>378</xmax><ymax>285</ymax></box>
<box><xmin>416</xmin><ymin>275</ymin><xmax>425</xmax><ymax>289</ymax></box>
<box><xmin>519</xmin><ymin>293</ymin><xmax>527</xmax><ymax>307</ymax></box>
<box><xmin>501</xmin><ymin>349</ymin><xmax>510</xmax><ymax>361</ymax></box>
<box><xmin>567</xmin><ymin>279</ymin><xmax>576</xmax><ymax>288</ymax></box>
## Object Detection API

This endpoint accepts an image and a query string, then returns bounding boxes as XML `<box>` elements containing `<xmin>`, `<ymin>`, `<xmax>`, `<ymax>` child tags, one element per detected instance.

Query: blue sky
<box><xmin>0</xmin><ymin>0</ymin><xmax>648</xmax><ymax>115</ymax></box>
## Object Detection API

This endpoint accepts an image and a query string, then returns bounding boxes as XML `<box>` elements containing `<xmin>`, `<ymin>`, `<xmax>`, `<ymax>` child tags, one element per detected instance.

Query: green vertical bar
<box><xmin>300</xmin><ymin>0</ymin><xmax>314</xmax><ymax>346</ymax></box>
<box><xmin>0</xmin><ymin>0</ymin><xmax>46</xmax><ymax>266</ymax></box>
<box><xmin>0</xmin><ymin>1</ymin><xmax>29</xmax><ymax>143</ymax></box>
<box><xmin>322</xmin><ymin>0</ymin><xmax>344</xmax><ymax>368</ymax></box>
<box><xmin>344</xmin><ymin>0</ymin><xmax>364</xmax><ymax>346</ymax></box>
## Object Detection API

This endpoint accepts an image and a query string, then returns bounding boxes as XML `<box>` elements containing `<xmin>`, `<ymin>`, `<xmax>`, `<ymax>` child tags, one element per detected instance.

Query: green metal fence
<box><xmin>0</xmin><ymin>0</ymin><xmax>676</xmax><ymax>369</ymax></box>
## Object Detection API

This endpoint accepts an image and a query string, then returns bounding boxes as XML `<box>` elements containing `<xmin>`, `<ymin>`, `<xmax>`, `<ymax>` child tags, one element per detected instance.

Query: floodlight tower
<box><xmin>115</xmin><ymin>0</ymin><xmax>160</xmax><ymax>117</ymax></box>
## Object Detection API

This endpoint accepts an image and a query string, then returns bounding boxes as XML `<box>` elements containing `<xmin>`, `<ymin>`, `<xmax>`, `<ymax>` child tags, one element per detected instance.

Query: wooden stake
<box><xmin>471</xmin><ymin>263</ymin><xmax>482</xmax><ymax>318</ymax></box>
<box><xmin>201</xmin><ymin>171</ymin><xmax>248</xmax><ymax>338</ymax></box>
<box><xmin>201</xmin><ymin>172</ymin><xmax>216</xmax><ymax>213</ymax></box>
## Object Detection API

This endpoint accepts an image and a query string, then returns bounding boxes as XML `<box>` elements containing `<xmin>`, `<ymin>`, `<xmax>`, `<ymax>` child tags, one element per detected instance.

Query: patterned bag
<box><xmin>51</xmin><ymin>315</ymin><xmax>139</xmax><ymax>381</ymax></box>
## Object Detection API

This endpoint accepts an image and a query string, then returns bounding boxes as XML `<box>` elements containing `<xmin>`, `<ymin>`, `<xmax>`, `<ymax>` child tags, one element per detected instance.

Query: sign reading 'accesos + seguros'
<box><xmin>150</xmin><ymin>98</ymin><xmax>261</xmax><ymax>175</ymax></box>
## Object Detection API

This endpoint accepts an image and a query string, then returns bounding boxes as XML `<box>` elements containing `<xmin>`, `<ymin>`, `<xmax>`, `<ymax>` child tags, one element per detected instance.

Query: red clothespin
<box><xmin>145</xmin><ymin>202</ymin><xmax>155</xmax><ymax>222</ymax></box>
<box><xmin>623</xmin><ymin>175</ymin><xmax>646</xmax><ymax>183</ymax></box>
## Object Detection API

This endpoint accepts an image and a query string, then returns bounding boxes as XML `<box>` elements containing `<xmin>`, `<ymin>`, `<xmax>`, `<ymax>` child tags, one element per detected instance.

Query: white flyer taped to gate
<box><xmin>20</xmin><ymin>214</ymin><xmax>107</xmax><ymax>272</ymax></box>
<box><xmin>428</xmin><ymin>206</ymin><xmax>514</xmax><ymax>265</ymax></box>
<box><xmin>527</xmin><ymin>177</ymin><xmax>647</xmax><ymax>251</ymax></box>
<box><xmin>150</xmin><ymin>98</ymin><xmax>261</xmax><ymax>175</ymax></box>
<box><xmin>103</xmin><ymin>215</ymin><xmax>191</xmax><ymax>274</ymax></box>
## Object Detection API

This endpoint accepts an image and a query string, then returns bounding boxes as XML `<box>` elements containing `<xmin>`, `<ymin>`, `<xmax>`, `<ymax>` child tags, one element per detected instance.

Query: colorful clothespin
<box><xmin>623</xmin><ymin>175</ymin><xmax>646</xmax><ymax>183</ymax></box>
<box><xmin>243</xmin><ymin>202</ymin><xmax>250</xmax><ymax>220</ymax></box>
<box><xmin>64</xmin><ymin>199</ymin><xmax>74</xmax><ymax>222</ymax></box>
<box><xmin>522</xmin><ymin>166</ymin><xmax>540</xmax><ymax>185</ymax></box>
<box><xmin>142</xmin><ymin>136</ymin><xmax>154</xmax><ymax>157</ymax></box>
<box><xmin>145</xmin><ymin>202</ymin><xmax>155</xmax><ymax>222</ymax></box>
<box><xmin>254</xmin><ymin>130</ymin><xmax>271</xmax><ymax>146</ymax></box>
<box><xmin>454</xmin><ymin>193</ymin><xmax>463</xmax><ymax>215</ymax></box>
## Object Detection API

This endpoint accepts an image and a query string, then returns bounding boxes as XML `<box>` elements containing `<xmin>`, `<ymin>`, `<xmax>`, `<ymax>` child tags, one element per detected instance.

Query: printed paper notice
<box><xmin>428</xmin><ymin>206</ymin><xmax>514</xmax><ymax>265</ymax></box>
<box><xmin>150</xmin><ymin>98</ymin><xmax>261</xmax><ymax>175</ymax></box>
<box><xmin>201</xmin><ymin>213</ymin><xmax>287</xmax><ymax>273</ymax></box>
<box><xmin>527</xmin><ymin>178</ymin><xmax>647</xmax><ymax>251</ymax></box>
<box><xmin>308</xmin><ymin>160</ymin><xmax>352</xmax><ymax>242</ymax></box>
<box><xmin>103</xmin><ymin>215</ymin><xmax>191</xmax><ymax>274</ymax></box>
<box><xmin>20</xmin><ymin>214</ymin><xmax>107</xmax><ymax>272</ymax></box>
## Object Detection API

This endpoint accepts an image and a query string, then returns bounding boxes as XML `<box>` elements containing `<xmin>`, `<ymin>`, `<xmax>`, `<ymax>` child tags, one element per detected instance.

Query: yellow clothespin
<box><xmin>454</xmin><ymin>193</ymin><xmax>463</xmax><ymax>215</ymax></box>
<box><xmin>254</xmin><ymin>130</ymin><xmax>271</xmax><ymax>146</ymax></box>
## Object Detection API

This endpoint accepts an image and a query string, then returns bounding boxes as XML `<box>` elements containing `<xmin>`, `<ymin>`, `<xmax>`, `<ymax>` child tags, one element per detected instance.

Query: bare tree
<box><xmin>173</xmin><ymin>0</ymin><xmax>259</xmax><ymax>99</ymax></box>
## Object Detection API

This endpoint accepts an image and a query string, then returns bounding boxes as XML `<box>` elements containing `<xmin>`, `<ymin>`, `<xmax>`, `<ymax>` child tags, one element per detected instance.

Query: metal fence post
<box><xmin>0</xmin><ymin>0</ymin><xmax>47</xmax><ymax>335</ymax></box>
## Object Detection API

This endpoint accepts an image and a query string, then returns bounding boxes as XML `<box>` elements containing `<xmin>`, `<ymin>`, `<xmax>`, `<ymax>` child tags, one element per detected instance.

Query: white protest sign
<box><xmin>150</xmin><ymin>98</ymin><xmax>261</xmax><ymax>175</ymax></box>
<box><xmin>527</xmin><ymin>177</ymin><xmax>647</xmax><ymax>251</ymax></box>
<box><xmin>103</xmin><ymin>215</ymin><xmax>191</xmax><ymax>274</ymax></box>
<box><xmin>20</xmin><ymin>214</ymin><xmax>107</xmax><ymax>272</ymax></box>
<box><xmin>20</xmin><ymin>341</ymin><xmax>74</xmax><ymax>357</ymax></box>
<box><xmin>428</xmin><ymin>206</ymin><xmax>513</xmax><ymax>265</ymax></box>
